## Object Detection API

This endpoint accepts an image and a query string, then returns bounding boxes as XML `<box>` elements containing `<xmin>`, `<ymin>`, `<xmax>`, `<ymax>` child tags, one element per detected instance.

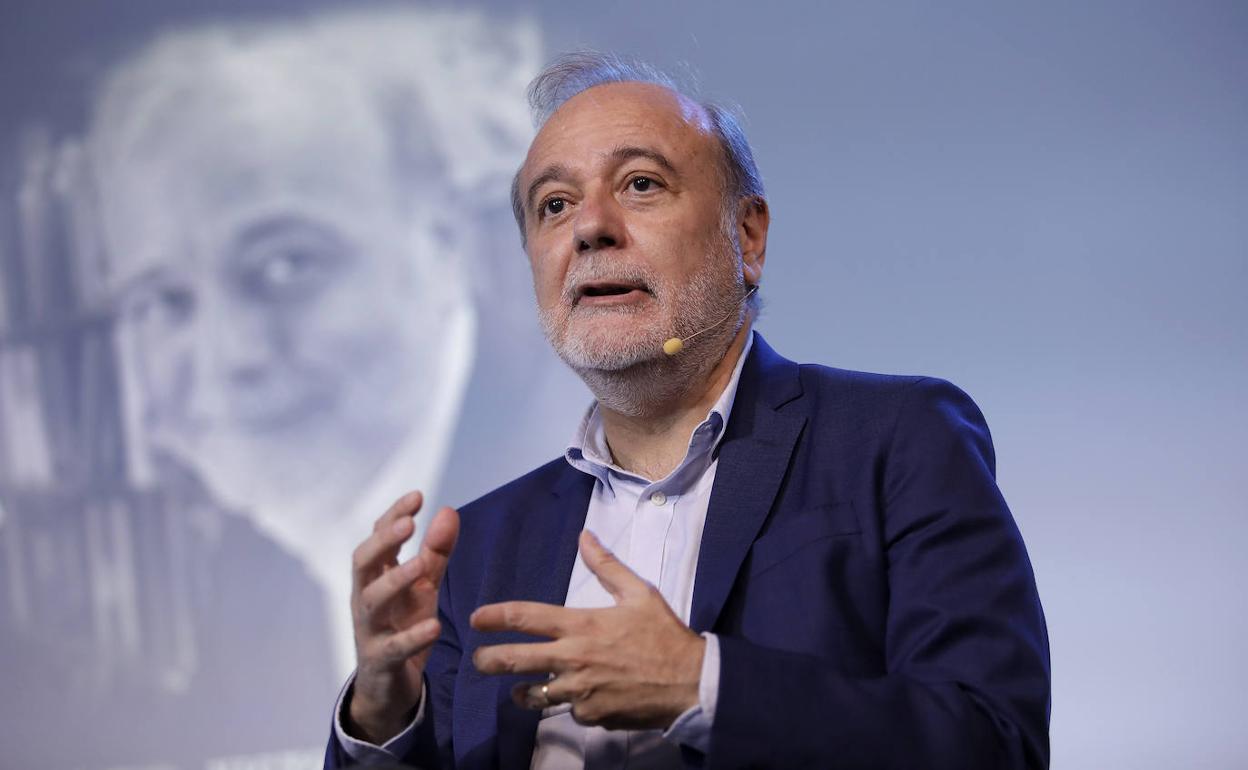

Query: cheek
<box><xmin>529</xmin><ymin>252</ymin><xmax>567</xmax><ymax>309</ymax></box>
<box><xmin>274</xmin><ymin>260</ymin><xmax>423</xmax><ymax>350</ymax></box>
<box><xmin>277</xmin><ymin>300</ymin><xmax>410</xmax><ymax>373</ymax></box>
<box><xmin>126</xmin><ymin>324</ymin><xmax>193</xmax><ymax>401</ymax></box>
<box><xmin>632</xmin><ymin>219</ymin><xmax>703</xmax><ymax>270</ymax></box>
<box><xmin>536</xmin><ymin>278</ymin><xmax>563</xmax><ymax>314</ymax></box>
<box><xmin>286</xmin><ymin>291</ymin><xmax>469</xmax><ymax>400</ymax></box>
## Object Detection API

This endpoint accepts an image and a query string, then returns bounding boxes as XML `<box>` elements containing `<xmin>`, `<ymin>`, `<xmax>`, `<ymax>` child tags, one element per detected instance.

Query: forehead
<box><xmin>521</xmin><ymin>81</ymin><xmax>717</xmax><ymax>178</ymax></box>
<box><xmin>95</xmin><ymin>78</ymin><xmax>410</xmax><ymax>285</ymax></box>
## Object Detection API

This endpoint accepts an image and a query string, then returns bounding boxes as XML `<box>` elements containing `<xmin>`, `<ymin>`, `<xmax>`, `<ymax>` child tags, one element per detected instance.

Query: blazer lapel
<box><xmin>690</xmin><ymin>333</ymin><xmax>806</xmax><ymax>634</ymax></box>
<box><xmin>487</xmin><ymin>332</ymin><xmax>805</xmax><ymax>764</ymax></box>
<box><xmin>494</xmin><ymin>465</ymin><xmax>594</xmax><ymax>770</ymax></box>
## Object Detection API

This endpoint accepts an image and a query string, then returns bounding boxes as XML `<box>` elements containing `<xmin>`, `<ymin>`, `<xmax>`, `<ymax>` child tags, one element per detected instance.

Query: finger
<box><xmin>511</xmin><ymin>674</ymin><xmax>580</xmax><ymax>711</ymax></box>
<box><xmin>512</xmin><ymin>680</ymin><xmax>552</xmax><ymax>710</ymax></box>
<box><xmin>363</xmin><ymin>617</ymin><xmax>442</xmax><ymax>667</ymax></box>
<box><xmin>473</xmin><ymin>640</ymin><xmax>569</xmax><ymax>676</ymax></box>
<box><xmin>352</xmin><ymin>510</ymin><xmax>419</xmax><ymax>596</ymax></box>
<box><xmin>355</xmin><ymin>490</ymin><xmax>424</xmax><ymax>580</ymax></box>
<box><xmin>356</xmin><ymin>554</ymin><xmax>431</xmax><ymax>631</ymax></box>
<box><xmin>373</xmin><ymin>490</ymin><xmax>424</xmax><ymax>533</ymax></box>
<box><xmin>579</xmin><ymin>529</ymin><xmax>649</xmax><ymax>602</ymax></box>
<box><xmin>470</xmin><ymin>601</ymin><xmax>581</xmax><ymax>637</ymax></box>
<box><xmin>416</xmin><ymin>506</ymin><xmax>460</xmax><ymax>587</ymax></box>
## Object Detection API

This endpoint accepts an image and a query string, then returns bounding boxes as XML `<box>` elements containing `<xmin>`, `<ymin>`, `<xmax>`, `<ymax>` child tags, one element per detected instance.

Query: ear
<box><xmin>735</xmin><ymin>196</ymin><xmax>769</xmax><ymax>286</ymax></box>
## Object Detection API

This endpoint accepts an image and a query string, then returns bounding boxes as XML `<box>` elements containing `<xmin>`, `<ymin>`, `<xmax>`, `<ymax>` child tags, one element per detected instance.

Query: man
<box><xmin>85</xmin><ymin>8</ymin><xmax>554</xmax><ymax>679</ymax></box>
<box><xmin>327</xmin><ymin>52</ymin><xmax>1050</xmax><ymax>769</ymax></box>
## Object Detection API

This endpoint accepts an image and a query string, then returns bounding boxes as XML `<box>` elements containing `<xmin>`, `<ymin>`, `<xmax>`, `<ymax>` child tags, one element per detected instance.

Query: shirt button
<box><xmin>650</xmin><ymin>492</ymin><xmax>668</xmax><ymax>506</ymax></box>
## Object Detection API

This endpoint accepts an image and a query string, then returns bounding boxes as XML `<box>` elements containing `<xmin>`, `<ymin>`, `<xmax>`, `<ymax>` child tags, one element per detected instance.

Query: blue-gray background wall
<box><xmin>1</xmin><ymin>2</ymin><xmax>1244</xmax><ymax>768</ymax></box>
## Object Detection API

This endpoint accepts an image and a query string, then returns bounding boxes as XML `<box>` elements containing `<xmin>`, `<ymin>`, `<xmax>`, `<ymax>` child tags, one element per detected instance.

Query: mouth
<box><xmin>574</xmin><ymin>280</ymin><xmax>652</xmax><ymax>305</ymax></box>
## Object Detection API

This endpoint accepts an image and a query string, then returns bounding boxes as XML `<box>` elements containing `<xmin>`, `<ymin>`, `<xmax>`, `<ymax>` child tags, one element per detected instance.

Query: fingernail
<box><xmin>523</xmin><ymin>687</ymin><xmax>542</xmax><ymax>709</ymax></box>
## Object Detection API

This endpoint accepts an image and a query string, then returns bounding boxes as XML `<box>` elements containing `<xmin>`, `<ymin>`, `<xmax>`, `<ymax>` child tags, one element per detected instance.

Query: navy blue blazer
<box><xmin>326</xmin><ymin>333</ymin><xmax>1050</xmax><ymax>769</ymax></box>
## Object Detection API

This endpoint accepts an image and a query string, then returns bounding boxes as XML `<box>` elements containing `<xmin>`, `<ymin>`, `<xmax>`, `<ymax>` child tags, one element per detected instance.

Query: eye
<box><xmin>123</xmin><ymin>283</ymin><xmax>196</xmax><ymax>329</ymax></box>
<box><xmin>242</xmin><ymin>246</ymin><xmax>334</xmax><ymax>300</ymax></box>
<box><xmin>629</xmin><ymin>176</ymin><xmax>656</xmax><ymax>192</ymax></box>
<box><xmin>232</xmin><ymin>223</ymin><xmax>348</xmax><ymax>302</ymax></box>
<box><xmin>541</xmin><ymin>197</ymin><xmax>567</xmax><ymax>218</ymax></box>
<box><xmin>261</xmin><ymin>251</ymin><xmax>311</xmax><ymax>286</ymax></box>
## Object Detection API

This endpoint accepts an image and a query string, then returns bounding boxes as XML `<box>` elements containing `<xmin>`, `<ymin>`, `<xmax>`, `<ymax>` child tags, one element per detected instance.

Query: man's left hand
<box><xmin>470</xmin><ymin>530</ymin><xmax>705</xmax><ymax>730</ymax></box>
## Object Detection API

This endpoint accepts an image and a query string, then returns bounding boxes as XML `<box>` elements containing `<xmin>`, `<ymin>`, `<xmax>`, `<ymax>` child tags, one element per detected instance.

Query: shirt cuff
<box><xmin>333</xmin><ymin>671</ymin><xmax>426</xmax><ymax>764</ymax></box>
<box><xmin>662</xmin><ymin>632</ymin><xmax>720</xmax><ymax>754</ymax></box>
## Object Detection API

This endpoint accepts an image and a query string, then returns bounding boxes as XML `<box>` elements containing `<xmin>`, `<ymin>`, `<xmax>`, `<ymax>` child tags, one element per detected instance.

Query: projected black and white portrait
<box><xmin>91</xmin><ymin>8</ymin><xmax>544</xmax><ymax>676</ymax></box>
<box><xmin>0</xmin><ymin>6</ymin><xmax>571</xmax><ymax>769</ymax></box>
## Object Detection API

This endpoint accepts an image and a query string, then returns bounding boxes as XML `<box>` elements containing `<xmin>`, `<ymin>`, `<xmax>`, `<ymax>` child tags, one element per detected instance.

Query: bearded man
<box><xmin>325</xmin><ymin>52</ymin><xmax>1051</xmax><ymax>770</ymax></box>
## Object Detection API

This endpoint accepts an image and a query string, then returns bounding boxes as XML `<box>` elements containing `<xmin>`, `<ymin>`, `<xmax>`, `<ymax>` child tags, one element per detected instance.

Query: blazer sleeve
<box><xmin>707</xmin><ymin>378</ymin><xmax>1050</xmax><ymax>769</ymax></box>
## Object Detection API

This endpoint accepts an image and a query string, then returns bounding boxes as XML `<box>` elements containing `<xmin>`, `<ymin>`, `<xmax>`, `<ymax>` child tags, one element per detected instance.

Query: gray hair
<box><xmin>81</xmin><ymin>6</ymin><xmax>542</xmax><ymax>314</ymax></box>
<box><xmin>89</xmin><ymin>8</ymin><xmax>540</xmax><ymax>231</ymax></box>
<box><xmin>509</xmin><ymin>51</ymin><xmax>766</xmax><ymax>245</ymax></box>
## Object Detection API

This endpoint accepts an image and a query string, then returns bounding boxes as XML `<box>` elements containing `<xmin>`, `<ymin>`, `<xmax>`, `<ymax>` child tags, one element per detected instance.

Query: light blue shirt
<box><xmin>336</xmin><ymin>332</ymin><xmax>753</xmax><ymax>768</ymax></box>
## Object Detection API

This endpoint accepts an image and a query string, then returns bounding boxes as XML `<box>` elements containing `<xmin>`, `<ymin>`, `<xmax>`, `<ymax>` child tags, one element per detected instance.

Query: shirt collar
<box><xmin>565</xmin><ymin>329</ymin><xmax>755</xmax><ymax>491</ymax></box>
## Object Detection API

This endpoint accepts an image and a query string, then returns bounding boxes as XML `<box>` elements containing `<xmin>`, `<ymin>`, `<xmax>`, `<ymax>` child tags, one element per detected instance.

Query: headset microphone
<box><xmin>662</xmin><ymin>284</ymin><xmax>758</xmax><ymax>356</ymax></box>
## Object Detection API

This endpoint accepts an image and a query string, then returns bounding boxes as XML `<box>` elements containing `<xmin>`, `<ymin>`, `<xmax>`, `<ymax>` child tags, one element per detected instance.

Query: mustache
<box><xmin>561</xmin><ymin>260</ymin><xmax>663</xmax><ymax>303</ymax></box>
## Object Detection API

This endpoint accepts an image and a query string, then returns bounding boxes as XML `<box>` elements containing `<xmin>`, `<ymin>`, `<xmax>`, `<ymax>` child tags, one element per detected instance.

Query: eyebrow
<box><xmin>524</xmin><ymin>145</ymin><xmax>682</xmax><ymax>213</ymax></box>
<box><xmin>227</xmin><ymin>212</ymin><xmax>339</xmax><ymax>253</ymax></box>
<box><xmin>607</xmin><ymin>145</ymin><xmax>679</xmax><ymax>178</ymax></box>
<box><xmin>525</xmin><ymin>163</ymin><xmax>573</xmax><ymax>214</ymax></box>
<box><xmin>115</xmin><ymin>265</ymin><xmax>176</xmax><ymax>300</ymax></box>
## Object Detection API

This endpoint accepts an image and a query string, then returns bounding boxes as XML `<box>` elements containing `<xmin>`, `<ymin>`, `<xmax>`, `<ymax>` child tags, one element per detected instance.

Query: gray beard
<box><xmin>540</xmin><ymin>258</ymin><xmax>747</xmax><ymax>418</ymax></box>
<box><xmin>571</xmin><ymin>332</ymin><xmax>735</xmax><ymax>418</ymax></box>
<box><xmin>541</xmin><ymin>302</ymin><xmax>664</xmax><ymax>373</ymax></box>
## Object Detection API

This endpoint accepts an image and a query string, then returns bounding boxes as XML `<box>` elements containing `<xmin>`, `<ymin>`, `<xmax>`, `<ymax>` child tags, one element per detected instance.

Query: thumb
<box><xmin>579</xmin><ymin>529</ymin><xmax>648</xmax><ymax>602</ymax></box>
<box><xmin>419</xmin><ymin>506</ymin><xmax>460</xmax><ymax>586</ymax></box>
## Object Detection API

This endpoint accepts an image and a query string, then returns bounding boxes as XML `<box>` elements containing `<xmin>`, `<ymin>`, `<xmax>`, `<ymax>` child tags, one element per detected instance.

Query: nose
<box><xmin>190</xmin><ymin>288</ymin><xmax>279</xmax><ymax>392</ymax></box>
<box><xmin>177</xmin><ymin>289</ymin><xmax>286</xmax><ymax>425</ymax></box>
<box><xmin>572</xmin><ymin>186</ymin><xmax>625</xmax><ymax>254</ymax></box>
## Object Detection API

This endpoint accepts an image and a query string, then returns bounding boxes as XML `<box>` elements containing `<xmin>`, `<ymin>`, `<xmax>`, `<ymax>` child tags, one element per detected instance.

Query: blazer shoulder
<box><xmin>790</xmin><ymin>364</ymin><xmax>991</xmax><ymax>446</ymax></box>
<box><xmin>797</xmin><ymin>363</ymin><xmax>926</xmax><ymax>396</ymax></box>
<box><xmin>795</xmin><ymin>364</ymin><xmax>981</xmax><ymax>413</ymax></box>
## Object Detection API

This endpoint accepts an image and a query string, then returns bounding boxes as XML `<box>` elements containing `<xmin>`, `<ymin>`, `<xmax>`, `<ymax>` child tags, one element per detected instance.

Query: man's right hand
<box><xmin>347</xmin><ymin>491</ymin><xmax>460</xmax><ymax>744</ymax></box>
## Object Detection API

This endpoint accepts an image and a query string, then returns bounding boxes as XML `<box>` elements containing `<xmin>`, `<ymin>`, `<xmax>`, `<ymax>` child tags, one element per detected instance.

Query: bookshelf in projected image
<box><xmin>0</xmin><ymin>126</ymin><xmax>202</xmax><ymax>698</ymax></box>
